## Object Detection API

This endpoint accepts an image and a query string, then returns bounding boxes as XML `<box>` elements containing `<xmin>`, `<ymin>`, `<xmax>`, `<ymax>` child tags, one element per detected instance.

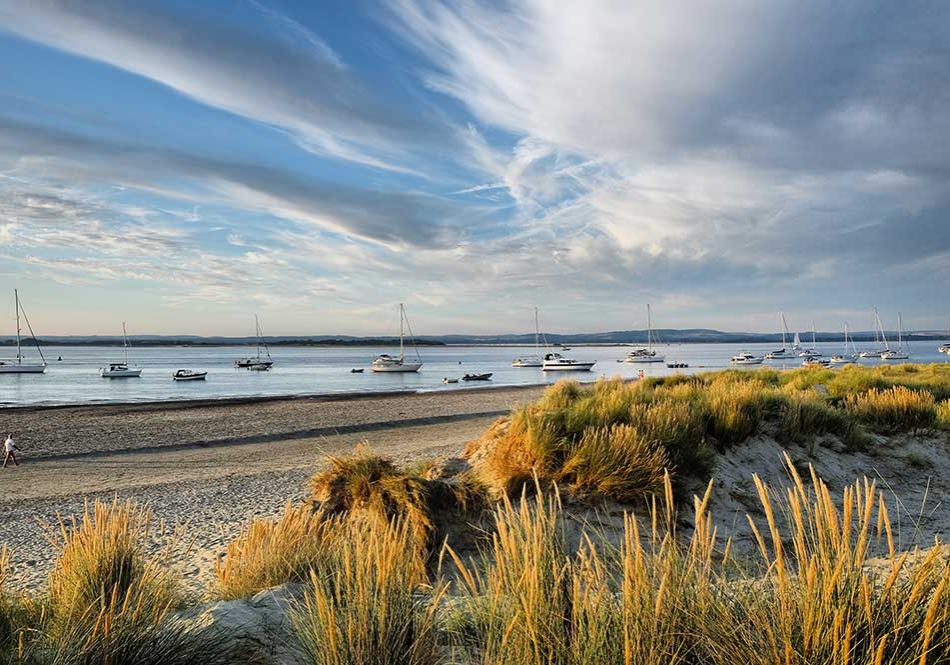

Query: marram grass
<box><xmin>445</xmin><ymin>463</ymin><xmax>950</xmax><ymax>665</ymax></box>
<box><xmin>466</xmin><ymin>365</ymin><xmax>950</xmax><ymax>500</ymax></box>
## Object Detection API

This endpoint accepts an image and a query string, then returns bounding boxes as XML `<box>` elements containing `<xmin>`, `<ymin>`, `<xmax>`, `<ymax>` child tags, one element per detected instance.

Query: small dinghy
<box><xmin>351</xmin><ymin>368</ymin><xmax>364</xmax><ymax>373</ymax></box>
<box><xmin>248</xmin><ymin>363</ymin><xmax>270</xmax><ymax>372</ymax></box>
<box><xmin>442</xmin><ymin>377</ymin><xmax>459</xmax><ymax>384</ymax></box>
<box><xmin>173</xmin><ymin>369</ymin><xmax>207</xmax><ymax>381</ymax></box>
<box><xmin>666</xmin><ymin>361</ymin><xmax>688</xmax><ymax>368</ymax></box>
<box><xmin>462</xmin><ymin>373</ymin><xmax>493</xmax><ymax>381</ymax></box>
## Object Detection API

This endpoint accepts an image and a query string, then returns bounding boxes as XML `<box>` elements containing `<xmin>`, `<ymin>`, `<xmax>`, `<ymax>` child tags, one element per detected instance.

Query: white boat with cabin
<box><xmin>730</xmin><ymin>351</ymin><xmax>764</xmax><ymax>365</ymax></box>
<box><xmin>542</xmin><ymin>352</ymin><xmax>595</xmax><ymax>371</ymax></box>
<box><xmin>797</xmin><ymin>322</ymin><xmax>821</xmax><ymax>358</ymax></box>
<box><xmin>625</xmin><ymin>304</ymin><xmax>665</xmax><ymax>363</ymax></box>
<box><xmin>372</xmin><ymin>303</ymin><xmax>423</xmax><ymax>373</ymax></box>
<box><xmin>512</xmin><ymin>307</ymin><xmax>544</xmax><ymax>367</ymax></box>
<box><xmin>0</xmin><ymin>290</ymin><xmax>47</xmax><ymax>374</ymax></box>
<box><xmin>235</xmin><ymin>315</ymin><xmax>273</xmax><ymax>369</ymax></box>
<box><xmin>173</xmin><ymin>369</ymin><xmax>207</xmax><ymax>381</ymax></box>
<box><xmin>100</xmin><ymin>323</ymin><xmax>142</xmax><ymax>378</ymax></box>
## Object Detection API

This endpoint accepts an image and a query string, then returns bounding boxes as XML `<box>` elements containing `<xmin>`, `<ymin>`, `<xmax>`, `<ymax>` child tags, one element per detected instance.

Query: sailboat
<box><xmin>765</xmin><ymin>313</ymin><xmax>794</xmax><ymax>359</ymax></box>
<box><xmin>792</xmin><ymin>331</ymin><xmax>802</xmax><ymax>352</ymax></box>
<box><xmin>880</xmin><ymin>313</ymin><xmax>910</xmax><ymax>360</ymax></box>
<box><xmin>859</xmin><ymin>308</ymin><xmax>888</xmax><ymax>358</ymax></box>
<box><xmin>235</xmin><ymin>315</ymin><xmax>273</xmax><ymax>369</ymax></box>
<box><xmin>938</xmin><ymin>315</ymin><xmax>950</xmax><ymax>354</ymax></box>
<box><xmin>798</xmin><ymin>322</ymin><xmax>821</xmax><ymax>358</ymax></box>
<box><xmin>0</xmin><ymin>289</ymin><xmax>47</xmax><ymax>374</ymax></box>
<box><xmin>828</xmin><ymin>322</ymin><xmax>857</xmax><ymax>365</ymax></box>
<box><xmin>625</xmin><ymin>304</ymin><xmax>665</xmax><ymax>363</ymax></box>
<box><xmin>372</xmin><ymin>303</ymin><xmax>423</xmax><ymax>372</ymax></box>
<box><xmin>100</xmin><ymin>323</ymin><xmax>143</xmax><ymax>378</ymax></box>
<box><xmin>512</xmin><ymin>307</ymin><xmax>544</xmax><ymax>367</ymax></box>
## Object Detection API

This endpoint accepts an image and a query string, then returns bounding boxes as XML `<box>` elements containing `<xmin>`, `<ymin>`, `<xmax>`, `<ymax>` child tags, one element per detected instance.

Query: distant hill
<box><xmin>2</xmin><ymin>328</ymin><xmax>947</xmax><ymax>347</ymax></box>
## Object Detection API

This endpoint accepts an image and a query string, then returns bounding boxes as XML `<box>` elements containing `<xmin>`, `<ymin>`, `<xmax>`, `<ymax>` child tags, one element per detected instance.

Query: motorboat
<box><xmin>372</xmin><ymin>303</ymin><xmax>423</xmax><ymax>373</ymax></box>
<box><xmin>100</xmin><ymin>323</ymin><xmax>143</xmax><ymax>378</ymax></box>
<box><xmin>730</xmin><ymin>352</ymin><xmax>764</xmax><ymax>365</ymax></box>
<box><xmin>765</xmin><ymin>313</ymin><xmax>794</xmax><ymax>359</ymax></box>
<box><xmin>939</xmin><ymin>343</ymin><xmax>950</xmax><ymax>354</ymax></box>
<box><xmin>173</xmin><ymin>369</ymin><xmax>207</xmax><ymax>381</ymax></box>
<box><xmin>248</xmin><ymin>363</ymin><xmax>270</xmax><ymax>372</ymax></box>
<box><xmin>880</xmin><ymin>312</ymin><xmax>910</xmax><ymax>361</ymax></box>
<box><xmin>512</xmin><ymin>307</ymin><xmax>545</xmax><ymax>367</ymax></box>
<box><xmin>828</xmin><ymin>355</ymin><xmax>854</xmax><ymax>365</ymax></box>
<box><xmin>350</xmin><ymin>368</ymin><xmax>364</xmax><ymax>373</ymax></box>
<box><xmin>101</xmin><ymin>363</ymin><xmax>142</xmax><ymax>378</ymax></box>
<box><xmin>462</xmin><ymin>373</ymin><xmax>493</xmax><ymax>381</ymax></box>
<box><xmin>666</xmin><ymin>361</ymin><xmax>689</xmax><ymax>368</ymax></box>
<box><xmin>542</xmin><ymin>352</ymin><xmax>595</xmax><ymax>371</ymax></box>
<box><xmin>0</xmin><ymin>290</ymin><xmax>47</xmax><ymax>374</ymax></box>
<box><xmin>235</xmin><ymin>315</ymin><xmax>274</xmax><ymax>369</ymax></box>
<box><xmin>624</xmin><ymin>304</ymin><xmax>665</xmax><ymax>363</ymax></box>
<box><xmin>802</xmin><ymin>357</ymin><xmax>830</xmax><ymax>367</ymax></box>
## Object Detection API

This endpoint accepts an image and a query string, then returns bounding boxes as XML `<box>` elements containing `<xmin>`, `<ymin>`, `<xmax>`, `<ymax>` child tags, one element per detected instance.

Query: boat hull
<box><xmin>512</xmin><ymin>357</ymin><xmax>543</xmax><ymax>367</ymax></box>
<box><xmin>625</xmin><ymin>356</ymin><xmax>665</xmax><ymax>364</ymax></box>
<box><xmin>100</xmin><ymin>369</ymin><xmax>143</xmax><ymax>378</ymax></box>
<box><xmin>543</xmin><ymin>362</ymin><xmax>595</xmax><ymax>371</ymax></box>
<box><xmin>0</xmin><ymin>363</ymin><xmax>47</xmax><ymax>374</ymax></box>
<box><xmin>372</xmin><ymin>362</ymin><xmax>423</xmax><ymax>373</ymax></box>
<box><xmin>173</xmin><ymin>373</ymin><xmax>207</xmax><ymax>381</ymax></box>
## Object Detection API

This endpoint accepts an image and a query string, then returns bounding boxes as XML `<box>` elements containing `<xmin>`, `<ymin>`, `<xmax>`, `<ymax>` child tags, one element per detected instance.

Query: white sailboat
<box><xmin>512</xmin><ymin>307</ymin><xmax>544</xmax><ymax>367</ymax></box>
<box><xmin>625</xmin><ymin>304</ymin><xmax>665</xmax><ymax>363</ymax></box>
<box><xmin>798</xmin><ymin>322</ymin><xmax>821</xmax><ymax>358</ymax></box>
<box><xmin>880</xmin><ymin>313</ymin><xmax>910</xmax><ymax>360</ymax></box>
<box><xmin>0</xmin><ymin>289</ymin><xmax>47</xmax><ymax>374</ymax></box>
<box><xmin>829</xmin><ymin>322</ymin><xmax>857</xmax><ymax>365</ymax></box>
<box><xmin>792</xmin><ymin>331</ymin><xmax>802</xmax><ymax>352</ymax></box>
<box><xmin>372</xmin><ymin>303</ymin><xmax>423</xmax><ymax>373</ymax></box>
<box><xmin>235</xmin><ymin>315</ymin><xmax>273</xmax><ymax>369</ymax></box>
<box><xmin>765</xmin><ymin>313</ymin><xmax>794</xmax><ymax>359</ymax></box>
<box><xmin>938</xmin><ymin>315</ymin><xmax>950</xmax><ymax>354</ymax></box>
<box><xmin>100</xmin><ymin>323</ymin><xmax>143</xmax><ymax>378</ymax></box>
<box><xmin>859</xmin><ymin>308</ymin><xmax>888</xmax><ymax>358</ymax></box>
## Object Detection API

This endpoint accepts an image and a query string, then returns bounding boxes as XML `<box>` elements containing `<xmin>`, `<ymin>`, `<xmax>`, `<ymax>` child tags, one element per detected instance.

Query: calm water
<box><xmin>1</xmin><ymin>341</ymin><xmax>947</xmax><ymax>407</ymax></box>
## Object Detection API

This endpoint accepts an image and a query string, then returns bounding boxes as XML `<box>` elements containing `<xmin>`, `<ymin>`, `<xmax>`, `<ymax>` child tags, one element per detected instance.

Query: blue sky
<box><xmin>0</xmin><ymin>0</ymin><xmax>948</xmax><ymax>336</ymax></box>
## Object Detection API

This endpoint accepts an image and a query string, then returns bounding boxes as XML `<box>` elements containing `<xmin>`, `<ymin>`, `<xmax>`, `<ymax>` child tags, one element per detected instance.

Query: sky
<box><xmin>0</xmin><ymin>0</ymin><xmax>948</xmax><ymax>337</ymax></box>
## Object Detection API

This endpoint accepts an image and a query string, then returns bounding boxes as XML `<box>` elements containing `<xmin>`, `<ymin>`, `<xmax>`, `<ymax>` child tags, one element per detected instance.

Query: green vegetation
<box><xmin>466</xmin><ymin>364</ymin><xmax>950</xmax><ymax>500</ymax></box>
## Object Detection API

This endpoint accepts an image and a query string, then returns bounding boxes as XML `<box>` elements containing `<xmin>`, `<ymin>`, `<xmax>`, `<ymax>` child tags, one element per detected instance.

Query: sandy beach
<box><xmin>0</xmin><ymin>385</ymin><xmax>545</xmax><ymax>593</ymax></box>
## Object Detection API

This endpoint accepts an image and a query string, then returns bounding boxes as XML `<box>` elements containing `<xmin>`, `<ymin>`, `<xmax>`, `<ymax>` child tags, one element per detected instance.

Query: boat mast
<box><xmin>399</xmin><ymin>303</ymin><xmax>405</xmax><ymax>361</ymax></box>
<box><xmin>122</xmin><ymin>322</ymin><xmax>129</xmax><ymax>365</ymax></box>
<box><xmin>876</xmin><ymin>308</ymin><xmax>890</xmax><ymax>350</ymax></box>
<box><xmin>14</xmin><ymin>289</ymin><xmax>21</xmax><ymax>365</ymax></box>
<box><xmin>897</xmin><ymin>312</ymin><xmax>903</xmax><ymax>351</ymax></box>
<box><xmin>646</xmin><ymin>304</ymin><xmax>653</xmax><ymax>352</ymax></box>
<box><xmin>781</xmin><ymin>312</ymin><xmax>788</xmax><ymax>349</ymax></box>
<box><xmin>255</xmin><ymin>315</ymin><xmax>262</xmax><ymax>360</ymax></box>
<box><xmin>534</xmin><ymin>306</ymin><xmax>540</xmax><ymax>354</ymax></box>
<box><xmin>811</xmin><ymin>321</ymin><xmax>817</xmax><ymax>349</ymax></box>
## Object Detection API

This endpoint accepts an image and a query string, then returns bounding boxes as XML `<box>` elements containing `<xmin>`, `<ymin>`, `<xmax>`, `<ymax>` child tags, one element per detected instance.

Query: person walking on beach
<box><xmin>3</xmin><ymin>433</ymin><xmax>20</xmax><ymax>468</ymax></box>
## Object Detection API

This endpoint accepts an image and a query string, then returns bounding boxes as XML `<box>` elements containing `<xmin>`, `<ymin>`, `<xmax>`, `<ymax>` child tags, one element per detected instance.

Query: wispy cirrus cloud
<box><xmin>0</xmin><ymin>0</ymin><xmax>456</xmax><ymax>172</ymax></box>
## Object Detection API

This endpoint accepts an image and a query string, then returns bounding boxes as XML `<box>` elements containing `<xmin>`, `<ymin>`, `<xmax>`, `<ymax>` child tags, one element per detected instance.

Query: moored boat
<box><xmin>372</xmin><ymin>303</ymin><xmax>423</xmax><ymax>373</ymax></box>
<box><xmin>462</xmin><ymin>373</ymin><xmax>493</xmax><ymax>381</ymax></box>
<box><xmin>173</xmin><ymin>369</ymin><xmax>207</xmax><ymax>381</ymax></box>
<box><xmin>730</xmin><ymin>351</ymin><xmax>764</xmax><ymax>365</ymax></box>
<box><xmin>765</xmin><ymin>313</ymin><xmax>794</xmax><ymax>359</ymax></box>
<box><xmin>100</xmin><ymin>323</ymin><xmax>142</xmax><ymax>378</ymax></box>
<box><xmin>235</xmin><ymin>315</ymin><xmax>273</xmax><ymax>369</ymax></box>
<box><xmin>624</xmin><ymin>304</ymin><xmax>665</xmax><ymax>363</ymax></box>
<box><xmin>542</xmin><ymin>352</ymin><xmax>595</xmax><ymax>371</ymax></box>
<box><xmin>512</xmin><ymin>307</ymin><xmax>544</xmax><ymax>367</ymax></box>
<box><xmin>880</xmin><ymin>312</ymin><xmax>910</xmax><ymax>360</ymax></box>
<box><xmin>0</xmin><ymin>290</ymin><xmax>47</xmax><ymax>374</ymax></box>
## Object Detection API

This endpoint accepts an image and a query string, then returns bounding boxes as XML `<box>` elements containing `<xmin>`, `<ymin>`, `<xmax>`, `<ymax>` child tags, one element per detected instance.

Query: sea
<box><xmin>1</xmin><ymin>341</ymin><xmax>947</xmax><ymax>408</ymax></box>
